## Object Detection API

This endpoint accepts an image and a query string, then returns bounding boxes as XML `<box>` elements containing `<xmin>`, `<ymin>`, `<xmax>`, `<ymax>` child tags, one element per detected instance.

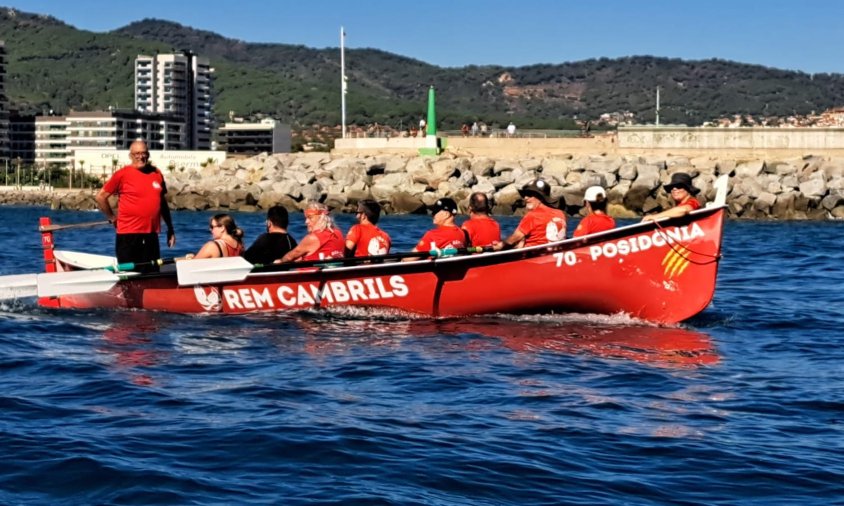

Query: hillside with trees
<box><xmin>3</xmin><ymin>7</ymin><xmax>844</xmax><ymax>131</ymax></box>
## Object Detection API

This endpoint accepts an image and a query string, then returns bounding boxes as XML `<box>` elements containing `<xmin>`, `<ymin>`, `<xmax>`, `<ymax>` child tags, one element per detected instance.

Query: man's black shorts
<box><xmin>115</xmin><ymin>233</ymin><xmax>161</xmax><ymax>272</ymax></box>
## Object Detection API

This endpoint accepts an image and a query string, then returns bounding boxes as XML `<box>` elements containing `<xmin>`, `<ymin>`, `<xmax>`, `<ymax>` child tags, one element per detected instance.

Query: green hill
<box><xmin>3</xmin><ymin>7</ymin><xmax>844</xmax><ymax>130</ymax></box>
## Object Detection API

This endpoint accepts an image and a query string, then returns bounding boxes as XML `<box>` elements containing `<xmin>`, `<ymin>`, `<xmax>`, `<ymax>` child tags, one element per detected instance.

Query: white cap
<box><xmin>584</xmin><ymin>186</ymin><xmax>606</xmax><ymax>202</ymax></box>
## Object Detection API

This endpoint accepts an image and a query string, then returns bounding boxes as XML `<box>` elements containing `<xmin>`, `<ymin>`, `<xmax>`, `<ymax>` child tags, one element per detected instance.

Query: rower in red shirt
<box><xmin>573</xmin><ymin>185</ymin><xmax>616</xmax><ymax>237</ymax></box>
<box><xmin>413</xmin><ymin>198</ymin><xmax>466</xmax><ymax>253</ymax></box>
<box><xmin>345</xmin><ymin>199</ymin><xmax>391</xmax><ymax>257</ymax></box>
<box><xmin>277</xmin><ymin>203</ymin><xmax>344</xmax><ymax>263</ymax></box>
<box><xmin>493</xmin><ymin>179</ymin><xmax>566</xmax><ymax>250</ymax></box>
<box><xmin>461</xmin><ymin>192</ymin><xmax>501</xmax><ymax>247</ymax></box>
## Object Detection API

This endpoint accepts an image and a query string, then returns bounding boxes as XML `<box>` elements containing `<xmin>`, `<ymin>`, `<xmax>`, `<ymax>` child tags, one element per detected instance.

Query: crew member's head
<box><xmin>430</xmin><ymin>198</ymin><xmax>458</xmax><ymax>226</ymax></box>
<box><xmin>518</xmin><ymin>179</ymin><xmax>556</xmax><ymax>210</ymax></box>
<box><xmin>583</xmin><ymin>186</ymin><xmax>608</xmax><ymax>213</ymax></box>
<box><xmin>304</xmin><ymin>202</ymin><xmax>333</xmax><ymax>233</ymax></box>
<box><xmin>357</xmin><ymin>199</ymin><xmax>382</xmax><ymax>225</ymax></box>
<box><xmin>210</xmin><ymin>213</ymin><xmax>244</xmax><ymax>243</ymax></box>
<box><xmin>663</xmin><ymin>172</ymin><xmax>700</xmax><ymax>203</ymax></box>
<box><xmin>129</xmin><ymin>139</ymin><xmax>150</xmax><ymax>169</ymax></box>
<box><xmin>266</xmin><ymin>205</ymin><xmax>289</xmax><ymax>230</ymax></box>
<box><xmin>469</xmin><ymin>192</ymin><xmax>492</xmax><ymax>215</ymax></box>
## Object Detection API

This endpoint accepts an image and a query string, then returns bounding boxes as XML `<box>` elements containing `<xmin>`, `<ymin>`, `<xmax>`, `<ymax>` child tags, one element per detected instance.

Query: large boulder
<box><xmin>390</xmin><ymin>192</ymin><xmax>426</xmax><ymax>214</ymax></box>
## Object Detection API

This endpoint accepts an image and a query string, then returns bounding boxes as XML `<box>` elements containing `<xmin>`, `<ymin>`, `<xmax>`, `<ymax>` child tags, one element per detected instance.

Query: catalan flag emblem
<box><xmin>662</xmin><ymin>246</ymin><xmax>691</xmax><ymax>279</ymax></box>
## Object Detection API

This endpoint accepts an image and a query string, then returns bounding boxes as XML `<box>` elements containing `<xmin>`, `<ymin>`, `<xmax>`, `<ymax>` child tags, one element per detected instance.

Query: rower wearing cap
<box><xmin>573</xmin><ymin>185</ymin><xmax>616</xmax><ymax>237</ymax></box>
<box><xmin>276</xmin><ymin>202</ymin><xmax>344</xmax><ymax>263</ymax></box>
<box><xmin>493</xmin><ymin>179</ymin><xmax>566</xmax><ymax>250</ymax></box>
<box><xmin>412</xmin><ymin>198</ymin><xmax>467</xmax><ymax>252</ymax></box>
<box><xmin>642</xmin><ymin>172</ymin><xmax>702</xmax><ymax>222</ymax></box>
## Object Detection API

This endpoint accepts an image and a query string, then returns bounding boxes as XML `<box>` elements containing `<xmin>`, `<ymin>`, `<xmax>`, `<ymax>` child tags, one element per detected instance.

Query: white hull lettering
<box><xmin>223</xmin><ymin>287</ymin><xmax>276</xmax><ymax>310</ymax></box>
<box><xmin>389</xmin><ymin>276</ymin><xmax>409</xmax><ymax>297</ymax></box>
<box><xmin>226</xmin><ymin>276</ymin><xmax>411</xmax><ymax>310</ymax></box>
<box><xmin>590</xmin><ymin>224</ymin><xmax>705</xmax><ymax>261</ymax></box>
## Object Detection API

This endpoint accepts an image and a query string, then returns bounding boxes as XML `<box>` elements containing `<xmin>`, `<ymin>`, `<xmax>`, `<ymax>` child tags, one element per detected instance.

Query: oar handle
<box><xmin>253</xmin><ymin>245</ymin><xmax>489</xmax><ymax>272</ymax></box>
<box><xmin>109</xmin><ymin>257</ymin><xmax>183</xmax><ymax>272</ymax></box>
<box><xmin>39</xmin><ymin>220</ymin><xmax>111</xmax><ymax>232</ymax></box>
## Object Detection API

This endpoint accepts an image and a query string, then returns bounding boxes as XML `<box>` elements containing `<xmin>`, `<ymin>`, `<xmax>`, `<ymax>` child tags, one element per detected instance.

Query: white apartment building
<box><xmin>219</xmin><ymin>119</ymin><xmax>291</xmax><ymax>155</ymax></box>
<box><xmin>134</xmin><ymin>53</ymin><xmax>214</xmax><ymax>150</ymax></box>
<box><xmin>34</xmin><ymin>116</ymin><xmax>71</xmax><ymax>168</ymax></box>
<box><xmin>35</xmin><ymin>111</ymin><xmax>185</xmax><ymax>169</ymax></box>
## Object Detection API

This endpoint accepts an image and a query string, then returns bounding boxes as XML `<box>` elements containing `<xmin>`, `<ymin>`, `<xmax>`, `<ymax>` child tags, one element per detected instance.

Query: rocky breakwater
<box><xmin>15</xmin><ymin>152</ymin><xmax>844</xmax><ymax>219</ymax></box>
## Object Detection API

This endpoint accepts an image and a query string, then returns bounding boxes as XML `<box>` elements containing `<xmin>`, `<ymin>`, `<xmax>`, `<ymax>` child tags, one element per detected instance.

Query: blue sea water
<box><xmin>0</xmin><ymin>206</ymin><xmax>843</xmax><ymax>505</ymax></box>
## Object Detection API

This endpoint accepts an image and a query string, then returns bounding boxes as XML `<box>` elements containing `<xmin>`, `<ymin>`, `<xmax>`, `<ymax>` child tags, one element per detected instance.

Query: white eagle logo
<box><xmin>193</xmin><ymin>286</ymin><xmax>222</xmax><ymax>312</ymax></box>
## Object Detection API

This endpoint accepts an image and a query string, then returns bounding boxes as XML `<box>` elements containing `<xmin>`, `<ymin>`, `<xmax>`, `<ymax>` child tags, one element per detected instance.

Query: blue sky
<box><xmin>4</xmin><ymin>0</ymin><xmax>842</xmax><ymax>74</ymax></box>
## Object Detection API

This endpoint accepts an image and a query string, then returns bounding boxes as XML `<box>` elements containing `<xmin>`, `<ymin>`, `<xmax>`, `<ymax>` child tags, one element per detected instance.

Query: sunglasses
<box><xmin>209</xmin><ymin>224</ymin><xmax>222</xmax><ymax>230</ymax></box>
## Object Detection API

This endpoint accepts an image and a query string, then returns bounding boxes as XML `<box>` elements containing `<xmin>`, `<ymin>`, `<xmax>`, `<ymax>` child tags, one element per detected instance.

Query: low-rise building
<box><xmin>219</xmin><ymin>119</ymin><xmax>290</xmax><ymax>155</ymax></box>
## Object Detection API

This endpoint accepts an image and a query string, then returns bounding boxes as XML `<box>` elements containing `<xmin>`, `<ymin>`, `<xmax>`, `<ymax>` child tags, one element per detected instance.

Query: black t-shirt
<box><xmin>242</xmin><ymin>232</ymin><xmax>298</xmax><ymax>265</ymax></box>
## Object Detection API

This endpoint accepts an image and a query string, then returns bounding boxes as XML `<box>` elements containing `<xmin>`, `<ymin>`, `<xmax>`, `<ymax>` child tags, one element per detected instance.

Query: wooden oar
<box><xmin>36</xmin><ymin>270</ymin><xmax>137</xmax><ymax>298</ymax></box>
<box><xmin>0</xmin><ymin>274</ymin><xmax>38</xmax><ymax>299</ymax></box>
<box><xmin>0</xmin><ymin>270</ymin><xmax>137</xmax><ymax>300</ymax></box>
<box><xmin>107</xmin><ymin>257</ymin><xmax>186</xmax><ymax>272</ymax></box>
<box><xmin>176</xmin><ymin>256</ymin><xmax>255</xmax><ymax>286</ymax></box>
<box><xmin>175</xmin><ymin>246</ymin><xmax>488</xmax><ymax>286</ymax></box>
<box><xmin>39</xmin><ymin>220</ymin><xmax>111</xmax><ymax>233</ymax></box>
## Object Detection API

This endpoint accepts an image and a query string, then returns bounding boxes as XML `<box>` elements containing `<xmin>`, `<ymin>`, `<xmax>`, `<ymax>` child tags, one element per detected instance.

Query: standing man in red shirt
<box><xmin>345</xmin><ymin>199</ymin><xmax>391</xmax><ymax>257</ymax></box>
<box><xmin>95</xmin><ymin>140</ymin><xmax>175</xmax><ymax>271</ymax></box>
<box><xmin>641</xmin><ymin>172</ymin><xmax>702</xmax><ymax>222</ymax></box>
<box><xmin>461</xmin><ymin>192</ymin><xmax>500</xmax><ymax>247</ymax></box>
<box><xmin>493</xmin><ymin>179</ymin><xmax>566</xmax><ymax>250</ymax></box>
<box><xmin>413</xmin><ymin>198</ymin><xmax>466</xmax><ymax>252</ymax></box>
<box><xmin>573</xmin><ymin>185</ymin><xmax>616</xmax><ymax>237</ymax></box>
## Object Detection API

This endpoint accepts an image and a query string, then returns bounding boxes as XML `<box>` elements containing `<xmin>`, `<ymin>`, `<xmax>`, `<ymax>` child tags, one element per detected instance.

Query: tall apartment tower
<box><xmin>0</xmin><ymin>41</ymin><xmax>9</xmax><ymax>163</ymax></box>
<box><xmin>134</xmin><ymin>52</ymin><xmax>214</xmax><ymax>150</ymax></box>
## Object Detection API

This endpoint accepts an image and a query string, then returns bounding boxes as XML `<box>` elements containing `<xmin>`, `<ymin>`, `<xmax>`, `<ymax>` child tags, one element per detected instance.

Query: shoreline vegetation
<box><xmin>2</xmin><ymin>151</ymin><xmax>843</xmax><ymax>220</ymax></box>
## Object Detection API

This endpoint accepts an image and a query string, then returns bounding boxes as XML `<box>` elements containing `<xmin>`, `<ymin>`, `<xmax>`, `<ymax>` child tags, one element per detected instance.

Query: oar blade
<box><xmin>0</xmin><ymin>274</ymin><xmax>38</xmax><ymax>300</ymax></box>
<box><xmin>176</xmin><ymin>257</ymin><xmax>254</xmax><ymax>286</ymax></box>
<box><xmin>36</xmin><ymin>270</ymin><xmax>125</xmax><ymax>298</ymax></box>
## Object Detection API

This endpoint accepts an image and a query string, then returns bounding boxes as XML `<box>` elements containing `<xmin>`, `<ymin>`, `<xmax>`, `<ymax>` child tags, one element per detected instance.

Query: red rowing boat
<box><xmin>28</xmin><ymin>201</ymin><xmax>724</xmax><ymax>324</ymax></box>
<box><xmin>0</xmin><ymin>176</ymin><xmax>728</xmax><ymax>323</ymax></box>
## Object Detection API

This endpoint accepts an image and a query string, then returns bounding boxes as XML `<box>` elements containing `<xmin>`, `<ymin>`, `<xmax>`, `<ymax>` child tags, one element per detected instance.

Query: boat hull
<box><xmin>43</xmin><ymin>206</ymin><xmax>725</xmax><ymax>324</ymax></box>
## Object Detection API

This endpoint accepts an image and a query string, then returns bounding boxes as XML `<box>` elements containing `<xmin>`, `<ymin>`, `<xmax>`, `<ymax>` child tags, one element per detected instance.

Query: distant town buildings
<box><xmin>0</xmin><ymin>47</ymin><xmax>218</xmax><ymax>171</ymax></box>
<box><xmin>134</xmin><ymin>52</ymin><xmax>214</xmax><ymax>150</ymax></box>
<box><xmin>219</xmin><ymin>118</ymin><xmax>291</xmax><ymax>155</ymax></box>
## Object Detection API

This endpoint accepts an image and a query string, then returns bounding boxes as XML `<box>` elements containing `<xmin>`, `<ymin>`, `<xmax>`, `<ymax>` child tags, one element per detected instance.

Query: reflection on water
<box><xmin>426</xmin><ymin>317</ymin><xmax>717</xmax><ymax>367</ymax></box>
<box><xmin>274</xmin><ymin>309</ymin><xmax>719</xmax><ymax>368</ymax></box>
<box><xmin>97</xmin><ymin>311</ymin><xmax>168</xmax><ymax>386</ymax></box>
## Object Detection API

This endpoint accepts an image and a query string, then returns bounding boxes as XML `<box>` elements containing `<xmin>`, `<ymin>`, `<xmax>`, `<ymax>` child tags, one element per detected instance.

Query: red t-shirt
<box><xmin>461</xmin><ymin>215</ymin><xmax>501</xmax><ymax>247</ymax></box>
<box><xmin>414</xmin><ymin>226</ymin><xmax>466</xmax><ymax>252</ymax></box>
<box><xmin>516</xmin><ymin>205</ymin><xmax>567</xmax><ymax>247</ymax></box>
<box><xmin>102</xmin><ymin>164</ymin><xmax>167</xmax><ymax>234</ymax></box>
<box><xmin>303</xmin><ymin>228</ymin><xmax>345</xmax><ymax>261</ymax></box>
<box><xmin>573</xmin><ymin>214</ymin><xmax>616</xmax><ymax>237</ymax></box>
<box><xmin>346</xmin><ymin>223</ymin><xmax>391</xmax><ymax>257</ymax></box>
<box><xmin>679</xmin><ymin>197</ymin><xmax>702</xmax><ymax>211</ymax></box>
